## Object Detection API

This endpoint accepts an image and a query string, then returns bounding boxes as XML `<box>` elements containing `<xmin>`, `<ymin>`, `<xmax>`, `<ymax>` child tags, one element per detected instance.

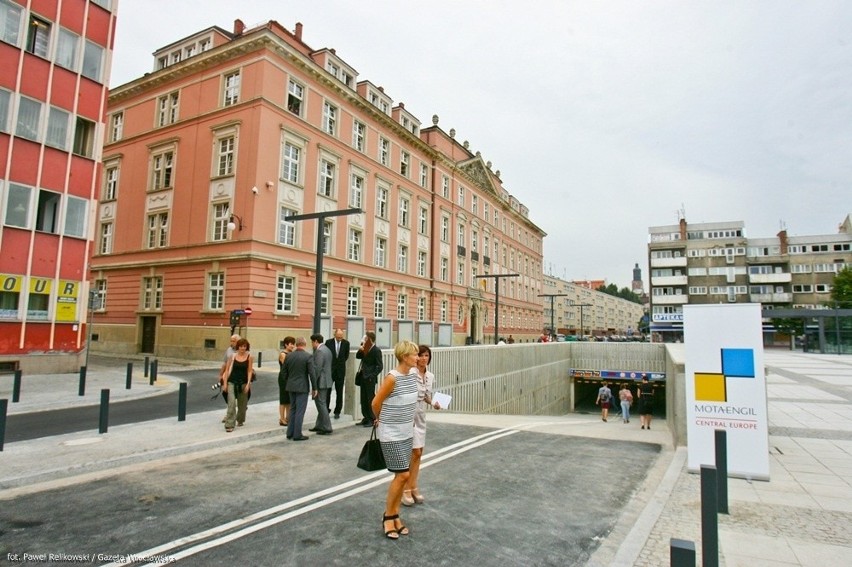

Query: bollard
<box><xmin>257</xmin><ymin>351</ymin><xmax>262</xmax><ymax>368</ymax></box>
<box><xmin>98</xmin><ymin>389</ymin><xmax>110</xmax><ymax>434</ymax></box>
<box><xmin>178</xmin><ymin>382</ymin><xmax>187</xmax><ymax>422</ymax></box>
<box><xmin>670</xmin><ymin>538</ymin><xmax>696</xmax><ymax>567</ymax></box>
<box><xmin>78</xmin><ymin>366</ymin><xmax>87</xmax><ymax>396</ymax></box>
<box><xmin>700</xmin><ymin>465</ymin><xmax>719</xmax><ymax>567</ymax></box>
<box><xmin>150</xmin><ymin>359</ymin><xmax>158</xmax><ymax>385</ymax></box>
<box><xmin>126</xmin><ymin>362</ymin><xmax>133</xmax><ymax>390</ymax></box>
<box><xmin>12</xmin><ymin>369</ymin><xmax>22</xmax><ymax>403</ymax></box>
<box><xmin>714</xmin><ymin>429</ymin><xmax>729</xmax><ymax>514</ymax></box>
<box><xmin>144</xmin><ymin>355</ymin><xmax>150</xmax><ymax>377</ymax></box>
<box><xmin>0</xmin><ymin>399</ymin><xmax>7</xmax><ymax>451</ymax></box>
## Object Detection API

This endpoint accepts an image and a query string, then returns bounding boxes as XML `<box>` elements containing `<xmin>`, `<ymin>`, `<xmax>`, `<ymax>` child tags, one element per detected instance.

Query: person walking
<box><xmin>372</xmin><ymin>340</ymin><xmax>419</xmax><ymax>540</ymax></box>
<box><xmin>356</xmin><ymin>331</ymin><xmax>383</xmax><ymax>426</ymax></box>
<box><xmin>218</xmin><ymin>334</ymin><xmax>240</xmax><ymax>421</ymax></box>
<box><xmin>402</xmin><ymin>344</ymin><xmax>441</xmax><ymax>507</ymax></box>
<box><xmin>309</xmin><ymin>334</ymin><xmax>333</xmax><ymax>435</ymax></box>
<box><xmin>282</xmin><ymin>337</ymin><xmax>316</xmax><ymax>441</ymax></box>
<box><xmin>325</xmin><ymin>329</ymin><xmax>350</xmax><ymax>419</ymax></box>
<box><xmin>277</xmin><ymin>336</ymin><xmax>296</xmax><ymax>426</ymax></box>
<box><xmin>619</xmin><ymin>383</ymin><xmax>633</xmax><ymax>424</ymax></box>
<box><xmin>596</xmin><ymin>381</ymin><xmax>613</xmax><ymax>422</ymax></box>
<box><xmin>222</xmin><ymin>338</ymin><xmax>253</xmax><ymax>432</ymax></box>
<box><xmin>638</xmin><ymin>375</ymin><xmax>654</xmax><ymax>430</ymax></box>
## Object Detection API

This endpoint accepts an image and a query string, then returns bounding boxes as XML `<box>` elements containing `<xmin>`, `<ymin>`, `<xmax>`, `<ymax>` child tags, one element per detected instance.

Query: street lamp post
<box><xmin>286</xmin><ymin>208</ymin><xmax>362</xmax><ymax>334</ymax></box>
<box><xmin>538</xmin><ymin>293</ymin><xmax>568</xmax><ymax>339</ymax></box>
<box><xmin>475</xmin><ymin>273</ymin><xmax>520</xmax><ymax>345</ymax></box>
<box><xmin>573</xmin><ymin>303</ymin><xmax>592</xmax><ymax>338</ymax></box>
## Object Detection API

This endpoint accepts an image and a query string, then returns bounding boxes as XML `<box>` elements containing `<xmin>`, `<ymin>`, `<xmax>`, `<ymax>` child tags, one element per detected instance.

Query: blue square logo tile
<box><xmin>721</xmin><ymin>348</ymin><xmax>754</xmax><ymax>378</ymax></box>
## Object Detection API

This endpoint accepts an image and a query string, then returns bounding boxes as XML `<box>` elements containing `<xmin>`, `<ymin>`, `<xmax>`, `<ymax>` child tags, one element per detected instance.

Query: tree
<box><xmin>831</xmin><ymin>266</ymin><xmax>852</xmax><ymax>308</ymax></box>
<box><xmin>596</xmin><ymin>284</ymin><xmax>642</xmax><ymax>304</ymax></box>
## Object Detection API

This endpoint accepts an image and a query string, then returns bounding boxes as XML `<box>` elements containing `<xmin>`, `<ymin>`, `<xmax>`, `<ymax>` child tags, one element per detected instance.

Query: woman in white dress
<box><xmin>402</xmin><ymin>344</ymin><xmax>441</xmax><ymax>506</ymax></box>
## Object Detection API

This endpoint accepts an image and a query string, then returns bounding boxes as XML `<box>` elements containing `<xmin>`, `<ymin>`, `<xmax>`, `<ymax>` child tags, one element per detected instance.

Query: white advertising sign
<box><xmin>684</xmin><ymin>303</ymin><xmax>769</xmax><ymax>480</ymax></box>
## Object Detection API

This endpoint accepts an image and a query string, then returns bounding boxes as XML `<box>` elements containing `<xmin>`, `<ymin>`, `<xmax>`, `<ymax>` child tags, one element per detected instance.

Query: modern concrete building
<box><xmin>0</xmin><ymin>0</ymin><xmax>117</xmax><ymax>373</ymax></box>
<box><xmin>541</xmin><ymin>274</ymin><xmax>645</xmax><ymax>339</ymax></box>
<box><xmin>647</xmin><ymin>214</ymin><xmax>852</xmax><ymax>342</ymax></box>
<box><xmin>90</xmin><ymin>19</ymin><xmax>546</xmax><ymax>359</ymax></box>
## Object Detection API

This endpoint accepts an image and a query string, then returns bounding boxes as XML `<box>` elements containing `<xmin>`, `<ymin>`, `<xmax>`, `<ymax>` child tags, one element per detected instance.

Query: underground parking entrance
<box><xmin>570</xmin><ymin>369</ymin><xmax>667</xmax><ymax>420</ymax></box>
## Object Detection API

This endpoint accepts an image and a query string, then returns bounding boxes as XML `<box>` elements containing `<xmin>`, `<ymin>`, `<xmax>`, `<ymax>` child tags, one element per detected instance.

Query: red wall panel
<box><xmin>68</xmin><ymin>156</ymin><xmax>96</xmax><ymax>197</ymax></box>
<box><xmin>40</xmin><ymin>147</ymin><xmax>70</xmax><ymax>191</ymax></box>
<box><xmin>19</xmin><ymin>56</ymin><xmax>51</xmax><ymax>101</ymax></box>
<box><xmin>8</xmin><ymin>140</ymin><xmax>41</xmax><ymax>185</ymax></box>
<box><xmin>48</xmin><ymin>69</ymin><xmax>78</xmax><ymax>111</ymax></box>
<box><xmin>0</xmin><ymin>44</ymin><xmax>19</xmax><ymax>88</ymax></box>
<box><xmin>85</xmin><ymin>4</ymin><xmax>111</xmax><ymax>46</ymax></box>
<box><xmin>0</xmin><ymin>229</ymin><xmax>31</xmax><ymax>272</ymax></box>
<box><xmin>58</xmin><ymin>0</ymin><xmax>85</xmax><ymax>34</ymax></box>
<box><xmin>76</xmin><ymin>79</ymin><xmax>104</xmax><ymax>120</ymax></box>
<box><xmin>59</xmin><ymin>238</ymin><xmax>88</xmax><ymax>279</ymax></box>
<box><xmin>30</xmin><ymin>232</ymin><xmax>59</xmax><ymax>277</ymax></box>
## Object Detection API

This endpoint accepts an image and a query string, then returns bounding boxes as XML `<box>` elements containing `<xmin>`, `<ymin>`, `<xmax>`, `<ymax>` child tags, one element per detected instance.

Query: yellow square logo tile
<box><xmin>695</xmin><ymin>372</ymin><xmax>726</xmax><ymax>402</ymax></box>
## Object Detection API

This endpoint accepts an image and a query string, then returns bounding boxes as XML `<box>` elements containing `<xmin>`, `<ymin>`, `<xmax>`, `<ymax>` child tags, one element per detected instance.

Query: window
<box><xmin>374</xmin><ymin>290</ymin><xmax>386</xmax><ymax>318</ymax></box>
<box><xmin>815</xmin><ymin>284</ymin><xmax>831</xmax><ymax>293</ymax></box>
<box><xmin>399</xmin><ymin>196</ymin><xmax>410</xmax><ymax>227</ymax></box>
<box><xmin>26</xmin><ymin>15</ymin><xmax>50</xmax><ymax>57</ymax></box>
<box><xmin>417</xmin><ymin>250</ymin><xmax>427</xmax><ymax>277</ymax></box>
<box><xmin>222</xmin><ymin>71</ymin><xmax>240</xmax><ymax>106</ymax></box>
<box><xmin>319</xmin><ymin>158</ymin><xmax>336</xmax><ymax>197</ymax></box>
<box><xmin>458</xmin><ymin>186</ymin><xmax>465</xmax><ymax>207</ymax></box>
<box><xmin>350</xmin><ymin>172</ymin><xmax>364</xmax><ymax>208</ymax></box>
<box><xmin>103</xmin><ymin>164</ymin><xmax>119</xmax><ymax>200</ymax></box>
<box><xmin>397</xmin><ymin>294</ymin><xmax>407</xmax><ymax>320</ymax></box>
<box><xmin>27</xmin><ymin>278</ymin><xmax>50</xmax><ymax>320</ymax></box>
<box><xmin>73</xmin><ymin>117</ymin><xmax>96</xmax><ymax>157</ymax></box>
<box><xmin>441</xmin><ymin>175</ymin><xmax>450</xmax><ymax>199</ymax></box>
<box><xmin>458</xmin><ymin>223</ymin><xmax>465</xmax><ymax>248</ymax></box>
<box><xmin>56</xmin><ymin>28</ymin><xmax>78</xmax><ymax>70</ymax></box>
<box><xmin>472</xmin><ymin>231</ymin><xmax>479</xmax><ymax>253</ymax></box>
<box><xmin>278</xmin><ymin>207</ymin><xmax>297</xmax><ymax>246</ymax></box>
<box><xmin>46</xmin><ymin>106</ymin><xmax>69</xmax><ymax>150</ymax></box>
<box><xmin>99</xmin><ymin>222</ymin><xmax>113</xmax><ymax>254</ymax></box>
<box><xmin>419</xmin><ymin>163</ymin><xmax>428</xmax><ymax>188</ymax></box>
<box><xmin>440</xmin><ymin>300</ymin><xmax>447</xmax><ymax>323</ymax></box>
<box><xmin>348</xmin><ymin>228</ymin><xmax>361</xmax><ymax>261</ymax></box>
<box><xmin>792</xmin><ymin>284</ymin><xmax>813</xmax><ymax>293</ymax></box>
<box><xmin>0</xmin><ymin>88</ymin><xmax>10</xmax><ymax>132</ymax></box>
<box><xmin>472</xmin><ymin>195</ymin><xmax>478</xmax><ymax>215</ymax></box>
<box><xmin>440</xmin><ymin>257</ymin><xmax>448</xmax><ymax>281</ymax></box>
<box><xmin>418</xmin><ymin>206</ymin><xmax>428</xmax><ymax>235</ymax></box>
<box><xmin>0</xmin><ymin>276</ymin><xmax>20</xmax><ymax>319</ymax></box>
<box><xmin>276</xmin><ymin>276</ymin><xmax>295</xmax><ymax>312</ymax></box>
<box><xmin>320</xmin><ymin>282</ymin><xmax>329</xmax><ymax>315</ymax></box>
<box><xmin>35</xmin><ymin>190</ymin><xmax>60</xmax><ymax>233</ymax></box>
<box><xmin>146</xmin><ymin>212</ymin><xmax>169</xmax><ymax>248</ymax></box>
<box><xmin>352</xmin><ymin>121</ymin><xmax>366</xmax><ymax>152</ymax></box>
<box><xmin>457</xmin><ymin>261</ymin><xmax>465</xmax><ymax>285</ymax></box>
<box><xmin>400</xmin><ymin>151</ymin><xmax>410</xmax><ymax>177</ymax></box>
<box><xmin>287</xmin><ymin>79</ymin><xmax>304</xmax><ymax>116</ymax></box>
<box><xmin>375</xmin><ymin>237</ymin><xmax>387</xmax><ymax>267</ymax></box>
<box><xmin>397</xmin><ymin>244</ymin><xmax>408</xmax><ymax>273</ymax></box>
<box><xmin>216</xmin><ymin>136</ymin><xmax>235</xmax><ymax>176</ymax></box>
<box><xmin>347</xmin><ymin>286</ymin><xmax>360</xmax><ymax>317</ymax></box>
<box><xmin>322</xmin><ymin>221</ymin><xmax>333</xmax><ymax>255</ymax></box>
<box><xmin>208</xmin><ymin>272</ymin><xmax>224</xmax><ymax>310</ymax></box>
<box><xmin>82</xmin><ymin>40</ymin><xmax>104</xmax><ymax>82</ymax></box>
<box><xmin>94</xmin><ymin>279</ymin><xmax>107</xmax><ymax>311</ymax></box>
<box><xmin>142</xmin><ymin>276</ymin><xmax>163</xmax><ymax>310</ymax></box>
<box><xmin>184</xmin><ymin>44</ymin><xmax>196</xmax><ymax>59</ymax></box>
<box><xmin>417</xmin><ymin>297</ymin><xmax>426</xmax><ymax>321</ymax></box>
<box><xmin>322</xmin><ymin>101</ymin><xmax>337</xmax><ymax>135</ymax></box>
<box><xmin>16</xmin><ymin>96</ymin><xmax>41</xmax><ymax>141</ymax></box>
<box><xmin>376</xmin><ymin>185</ymin><xmax>389</xmax><ymax>219</ymax></box>
<box><xmin>157</xmin><ymin>92</ymin><xmax>179</xmax><ymax>127</ymax></box>
<box><xmin>281</xmin><ymin>141</ymin><xmax>301</xmax><ymax>184</ymax></box>
<box><xmin>64</xmin><ymin>196</ymin><xmax>87</xmax><ymax>238</ymax></box>
<box><xmin>0</xmin><ymin>0</ymin><xmax>22</xmax><ymax>46</ymax></box>
<box><xmin>211</xmin><ymin>202</ymin><xmax>229</xmax><ymax>241</ymax></box>
<box><xmin>379</xmin><ymin>137</ymin><xmax>389</xmax><ymax>166</ymax></box>
<box><xmin>109</xmin><ymin>112</ymin><xmax>123</xmax><ymax>143</ymax></box>
<box><xmin>151</xmin><ymin>150</ymin><xmax>174</xmax><ymax>190</ymax></box>
<box><xmin>441</xmin><ymin>215</ymin><xmax>450</xmax><ymax>242</ymax></box>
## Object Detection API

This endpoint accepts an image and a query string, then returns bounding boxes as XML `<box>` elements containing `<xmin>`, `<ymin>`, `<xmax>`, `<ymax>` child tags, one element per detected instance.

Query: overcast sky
<box><xmin>110</xmin><ymin>1</ymin><xmax>852</xmax><ymax>289</ymax></box>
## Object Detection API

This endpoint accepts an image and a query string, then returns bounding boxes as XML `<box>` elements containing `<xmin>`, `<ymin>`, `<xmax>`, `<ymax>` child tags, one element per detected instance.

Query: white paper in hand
<box><xmin>432</xmin><ymin>392</ymin><xmax>451</xmax><ymax>409</ymax></box>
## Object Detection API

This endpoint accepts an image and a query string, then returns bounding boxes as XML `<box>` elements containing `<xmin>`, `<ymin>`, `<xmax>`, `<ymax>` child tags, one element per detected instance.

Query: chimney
<box><xmin>679</xmin><ymin>218</ymin><xmax>687</xmax><ymax>241</ymax></box>
<box><xmin>777</xmin><ymin>229</ymin><xmax>788</xmax><ymax>255</ymax></box>
<box><xmin>398</xmin><ymin>102</ymin><xmax>405</xmax><ymax>109</ymax></box>
<box><xmin>234</xmin><ymin>19</ymin><xmax>245</xmax><ymax>36</ymax></box>
<box><xmin>295</xmin><ymin>22</ymin><xmax>303</xmax><ymax>41</ymax></box>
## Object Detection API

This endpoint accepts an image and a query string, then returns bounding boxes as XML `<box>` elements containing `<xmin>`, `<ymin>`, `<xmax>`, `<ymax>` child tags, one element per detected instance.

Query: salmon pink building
<box><xmin>0</xmin><ymin>0</ymin><xmax>116</xmax><ymax>372</ymax></box>
<box><xmin>91</xmin><ymin>19</ymin><xmax>546</xmax><ymax>359</ymax></box>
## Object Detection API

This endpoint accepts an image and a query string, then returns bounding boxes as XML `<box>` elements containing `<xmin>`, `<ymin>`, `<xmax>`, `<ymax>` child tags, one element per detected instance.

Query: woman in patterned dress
<box><xmin>371</xmin><ymin>340</ymin><xmax>419</xmax><ymax>540</ymax></box>
<box><xmin>402</xmin><ymin>344</ymin><xmax>441</xmax><ymax>506</ymax></box>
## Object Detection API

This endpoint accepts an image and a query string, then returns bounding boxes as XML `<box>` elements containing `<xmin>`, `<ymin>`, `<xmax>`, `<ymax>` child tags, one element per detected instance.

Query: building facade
<box><xmin>541</xmin><ymin>274</ymin><xmax>645</xmax><ymax>339</ymax></box>
<box><xmin>0</xmin><ymin>0</ymin><xmax>117</xmax><ymax>372</ymax></box>
<box><xmin>90</xmin><ymin>19</ymin><xmax>546</xmax><ymax>359</ymax></box>
<box><xmin>648</xmin><ymin>214</ymin><xmax>852</xmax><ymax>341</ymax></box>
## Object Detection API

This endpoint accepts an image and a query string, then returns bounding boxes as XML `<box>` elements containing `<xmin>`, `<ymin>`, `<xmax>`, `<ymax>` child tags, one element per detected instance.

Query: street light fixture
<box><xmin>573</xmin><ymin>303</ymin><xmax>593</xmax><ymax>338</ymax></box>
<box><xmin>227</xmin><ymin>213</ymin><xmax>244</xmax><ymax>231</ymax></box>
<box><xmin>475</xmin><ymin>272</ymin><xmax>520</xmax><ymax>345</ymax></box>
<box><xmin>538</xmin><ymin>293</ymin><xmax>568</xmax><ymax>339</ymax></box>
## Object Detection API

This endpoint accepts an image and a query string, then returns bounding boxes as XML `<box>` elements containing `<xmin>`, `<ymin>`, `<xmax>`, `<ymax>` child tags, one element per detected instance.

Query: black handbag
<box><xmin>354</xmin><ymin>360</ymin><xmax>364</xmax><ymax>386</ymax></box>
<box><xmin>357</xmin><ymin>426</ymin><xmax>386</xmax><ymax>471</ymax></box>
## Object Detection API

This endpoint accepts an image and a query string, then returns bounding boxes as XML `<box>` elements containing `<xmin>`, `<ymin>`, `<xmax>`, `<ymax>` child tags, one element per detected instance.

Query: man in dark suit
<box><xmin>355</xmin><ymin>331</ymin><xmax>383</xmax><ymax>426</ymax></box>
<box><xmin>309</xmin><ymin>334</ymin><xmax>333</xmax><ymax>435</ymax></box>
<box><xmin>325</xmin><ymin>328</ymin><xmax>350</xmax><ymax>419</ymax></box>
<box><xmin>283</xmin><ymin>337</ymin><xmax>316</xmax><ymax>441</ymax></box>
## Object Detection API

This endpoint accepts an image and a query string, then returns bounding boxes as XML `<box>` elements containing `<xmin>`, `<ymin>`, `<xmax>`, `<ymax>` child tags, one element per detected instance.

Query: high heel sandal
<box><xmin>382</xmin><ymin>514</ymin><xmax>399</xmax><ymax>540</ymax></box>
<box><xmin>401</xmin><ymin>490</ymin><xmax>415</xmax><ymax>507</ymax></box>
<box><xmin>411</xmin><ymin>488</ymin><xmax>424</xmax><ymax>504</ymax></box>
<box><xmin>394</xmin><ymin>515</ymin><xmax>409</xmax><ymax>536</ymax></box>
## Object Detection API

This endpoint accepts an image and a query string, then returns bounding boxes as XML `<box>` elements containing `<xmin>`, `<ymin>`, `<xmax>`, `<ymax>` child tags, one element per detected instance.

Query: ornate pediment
<box><xmin>458</xmin><ymin>157</ymin><xmax>497</xmax><ymax>195</ymax></box>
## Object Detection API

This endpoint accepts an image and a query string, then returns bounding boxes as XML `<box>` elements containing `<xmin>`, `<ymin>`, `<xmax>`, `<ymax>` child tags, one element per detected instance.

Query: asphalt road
<box><xmin>2</xmin><ymin>369</ymin><xmax>280</xmax><ymax>443</ymax></box>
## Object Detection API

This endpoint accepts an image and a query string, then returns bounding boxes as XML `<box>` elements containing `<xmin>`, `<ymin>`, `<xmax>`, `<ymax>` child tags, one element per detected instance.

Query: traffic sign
<box><xmin>244</xmin><ymin>307</ymin><xmax>253</xmax><ymax>316</ymax></box>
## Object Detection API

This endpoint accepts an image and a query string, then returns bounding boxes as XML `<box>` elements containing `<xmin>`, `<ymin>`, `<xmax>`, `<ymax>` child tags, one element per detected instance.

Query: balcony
<box><xmin>748</xmin><ymin>273</ymin><xmax>792</xmax><ymax>284</ymax></box>
<box><xmin>650</xmin><ymin>256</ymin><xmax>687</xmax><ymax>268</ymax></box>
<box><xmin>652</xmin><ymin>294</ymin><xmax>689</xmax><ymax>305</ymax></box>
<box><xmin>483</xmin><ymin>255</ymin><xmax>490</xmax><ymax>266</ymax></box>
<box><xmin>750</xmin><ymin>293</ymin><xmax>792</xmax><ymax>303</ymax></box>
<box><xmin>651</xmin><ymin>275</ymin><xmax>688</xmax><ymax>286</ymax></box>
<box><xmin>471</xmin><ymin>250</ymin><xmax>479</xmax><ymax>262</ymax></box>
<box><xmin>457</xmin><ymin>245</ymin><xmax>466</xmax><ymax>257</ymax></box>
